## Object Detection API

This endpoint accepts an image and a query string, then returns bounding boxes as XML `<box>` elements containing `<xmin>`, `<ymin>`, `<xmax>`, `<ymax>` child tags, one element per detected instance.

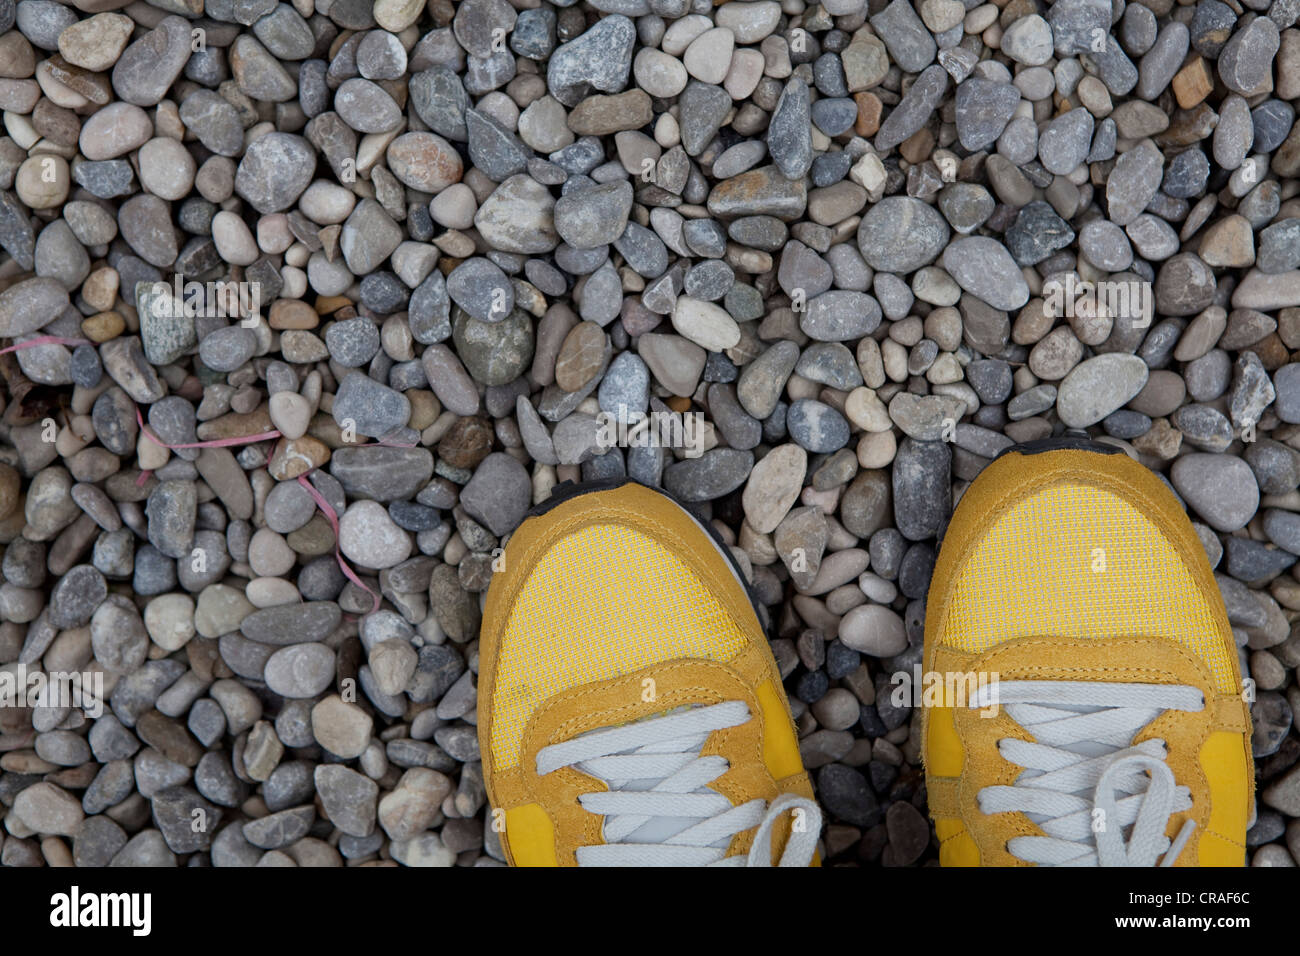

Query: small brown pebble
<box><xmin>554</xmin><ymin>321</ymin><xmax>608</xmax><ymax>392</ymax></box>
<box><xmin>854</xmin><ymin>92</ymin><xmax>883</xmax><ymax>137</ymax></box>
<box><xmin>1172</xmin><ymin>56</ymin><xmax>1214</xmax><ymax>109</ymax></box>
<box><xmin>1246</xmin><ymin>333</ymin><xmax>1291</xmax><ymax>371</ymax></box>
<box><xmin>81</xmin><ymin>269</ymin><xmax>120</xmax><ymax>313</ymax></box>
<box><xmin>437</xmin><ymin>417</ymin><xmax>494</xmax><ymax>469</ymax></box>
<box><xmin>81</xmin><ymin>311</ymin><xmax>126</xmax><ymax>343</ymax></box>
<box><xmin>269</xmin><ymin>299</ymin><xmax>319</xmax><ymax>330</ymax></box>
<box><xmin>268</xmin><ymin>436</ymin><xmax>331</xmax><ymax>480</ymax></box>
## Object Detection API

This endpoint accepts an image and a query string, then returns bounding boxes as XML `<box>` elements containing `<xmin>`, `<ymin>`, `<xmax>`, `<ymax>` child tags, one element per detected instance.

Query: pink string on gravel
<box><xmin>0</xmin><ymin>335</ymin><xmax>90</xmax><ymax>355</ymax></box>
<box><xmin>296</xmin><ymin>473</ymin><xmax>382</xmax><ymax>615</ymax></box>
<box><xmin>297</xmin><ymin>436</ymin><xmax>417</xmax><ymax>616</ymax></box>
<box><xmin>134</xmin><ymin>403</ymin><xmax>284</xmax><ymax>487</ymax></box>
<box><xmin>135</xmin><ymin>404</ymin><xmax>282</xmax><ymax>450</ymax></box>
<box><xmin>132</xmin><ymin>401</ymin><xmax>408</xmax><ymax>615</ymax></box>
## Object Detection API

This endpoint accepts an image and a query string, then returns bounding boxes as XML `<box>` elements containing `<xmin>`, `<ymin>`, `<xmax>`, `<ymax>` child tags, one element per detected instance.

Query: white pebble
<box><xmin>212</xmin><ymin>210</ymin><xmax>259</xmax><ymax>266</ymax></box>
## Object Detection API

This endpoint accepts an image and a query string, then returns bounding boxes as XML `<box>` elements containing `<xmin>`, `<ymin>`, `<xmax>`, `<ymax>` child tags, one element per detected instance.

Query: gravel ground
<box><xmin>1</xmin><ymin>0</ymin><xmax>1299</xmax><ymax>868</ymax></box>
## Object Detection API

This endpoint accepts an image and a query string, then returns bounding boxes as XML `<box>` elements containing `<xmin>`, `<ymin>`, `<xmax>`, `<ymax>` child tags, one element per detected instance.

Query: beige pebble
<box><xmin>81</xmin><ymin>269</ymin><xmax>120</xmax><ymax>313</ymax></box>
<box><xmin>59</xmin><ymin>12</ymin><xmax>134</xmax><ymax>70</ymax></box>
<box><xmin>927</xmin><ymin>353</ymin><xmax>965</xmax><ymax>384</ymax></box>
<box><xmin>249</xmin><ymin>528</ymin><xmax>296</xmax><ymax>577</ymax></box>
<box><xmin>154</xmin><ymin>100</ymin><xmax>185</xmax><ymax>141</ymax></box>
<box><xmin>839</xmin><ymin>603</ymin><xmax>908</xmax><ymax>656</ymax></box>
<box><xmin>742</xmin><ymin>444</ymin><xmax>807</xmax><ymax>534</ymax></box>
<box><xmin>0</xmin><ymin>32</ymin><xmax>35</xmax><ymax>79</ymax></box>
<box><xmin>268</xmin><ymin>391</ymin><xmax>311</xmax><ymax>442</ymax></box>
<box><xmin>138</xmin><ymin>137</ymin><xmax>195</xmax><ymax>201</ymax></box>
<box><xmin>137</xmin><ymin>429</ymin><xmax>170</xmax><ymax>471</ymax></box>
<box><xmin>195</xmin><ymin>155</ymin><xmax>236</xmax><ymax>202</ymax></box>
<box><xmin>312</xmin><ymin>694</ymin><xmax>374</xmax><ymax>759</ymax></box>
<box><xmin>921</xmin><ymin>0</ymin><xmax>966</xmax><ymax>33</ymax></box>
<box><xmin>280</xmin><ymin>266</ymin><xmax>308</xmax><ymax>299</ymax></box>
<box><xmin>654</xmin><ymin>112</ymin><xmax>680</xmax><ymax>147</ymax></box>
<box><xmin>143</xmin><ymin>593</ymin><xmax>196</xmax><ymax>652</ymax></box>
<box><xmin>881</xmin><ymin>339</ymin><xmax>909</xmax><ymax>381</ymax></box>
<box><xmin>671</xmin><ymin>296</ymin><xmax>741</xmax><ymax>351</ymax></box>
<box><xmin>724</xmin><ymin>48</ymin><xmax>765</xmax><ymax>100</ymax></box>
<box><xmin>41</xmin><ymin>836</ymin><xmax>75</xmax><ymax>867</ymax></box>
<box><xmin>369</xmin><ymin>639</ymin><xmax>418</xmax><ymax>697</ymax></box>
<box><xmin>245</xmin><ymin>577</ymin><xmax>302</xmax><ymax>608</ymax></box>
<box><xmin>15</xmin><ymin>154</ymin><xmax>69</xmax><ymax>209</ymax></box>
<box><xmin>429</xmin><ymin>182</ymin><xmax>476</xmax><ymax>229</ymax></box>
<box><xmin>54</xmin><ymin>423</ymin><xmax>90</xmax><ymax>458</ymax></box>
<box><xmin>634</xmin><ymin>48</ymin><xmax>689</xmax><ymax>98</ymax></box>
<box><xmin>212</xmin><ymin>210</ymin><xmax>259</xmax><ymax>266</ymax></box>
<box><xmin>374</xmin><ymin>0</ymin><xmax>426</xmax><ymax>32</ymax></box>
<box><xmin>283</xmin><ymin>243</ymin><xmax>310</xmax><ymax>269</ymax></box>
<box><xmin>256</xmin><ymin>213</ymin><xmax>295</xmax><ymax>254</ymax></box>
<box><xmin>1078</xmin><ymin>75</ymin><xmax>1112</xmax><ymax>116</ymax></box>
<box><xmin>4</xmin><ymin>111</ymin><xmax>39</xmax><ymax>149</ymax></box>
<box><xmin>662</xmin><ymin>14</ymin><xmax>712</xmax><ymax>55</ymax></box>
<box><xmin>433</xmin><ymin>229</ymin><xmax>474</xmax><ymax>258</ymax></box>
<box><xmin>79</xmin><ymin>102</ymin><xmax>152</xmax><ymax>160</ymax></box>
<box><xmin>965</xmin><ymin>3</ymin><xmax>998</xmax><ymax>31</ymax></box>
<box><xmin>13</xmin><ymin>783</ymin><xmax>83</xmax><ymax>837</ymax></box>
<box><xmin>683</xmin><ymin>27</ymin><xmax>734</xmax><ymax>84</ymax></box>
<box><xmin>381</xmin><ymin>313</ymin><xmax>414</xmax><ymax>361</ymax></box>
<box><xmin>845</xmin><ymin>387</ymin><xmax>892</xmax><ymax>432</ymax></box>
<box><xmin>338</xmin><ymin>500</ymin><xmax>412</xmax><ymax>570</ymax></box>
<box><xmin>857</xmin><ymin>430</ymin><xmax>897</xmax><ymax>468</ymax></box>
<box><xmin>300</xmin><ymin>180</ymin><xmax>357</xmax><ymax>224</ymax></box>
<box><xmin>0</xmin><ymin>78</ymin><xmax>40</xmax><ymax>113</ymax></box>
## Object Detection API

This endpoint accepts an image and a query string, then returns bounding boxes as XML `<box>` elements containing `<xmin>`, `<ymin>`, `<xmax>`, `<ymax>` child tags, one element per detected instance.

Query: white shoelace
<box><xmin>970</xmin><ymin>680</ymin><xmax>1204</xmax><ymax>866</ymax></box>
<box><xmin>536</xmin><ymin>701</ymin><xmax>822</xmax><ymax>866</ymax></box>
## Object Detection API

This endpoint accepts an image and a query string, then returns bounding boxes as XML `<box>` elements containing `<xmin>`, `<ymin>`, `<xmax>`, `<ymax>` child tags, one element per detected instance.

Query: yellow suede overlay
<box><xmin>935</xmin><ymin>818</ymin><xmax>980</xmax><ymax>866</ymax></box>
<box><xmin>489</xmin><ymin>521</ymin><xmax>749</xmax><ymax>768</ymax></box>
<box><xmin>757</xmin><ymin>679</ymin><xmax>804</xmax><ymax>780</ymax></box>
<box><xmin>926</xmin><ymin>703</ymin><xmax>963</xmax><ymax>777</ymax></box>
<box><xmin>941</xmin><ymin>481</ymin><xmax>1235</xmax><ymax>693</ymax></box>
<box><xmin>1199</xmin><ymin>731</ymin><xmax>1250</xmax><ymax>865</ymax></box>
<box><xmin>505</xmin><ymin>804</ymin><xmax>558</xmax><ymax>866</ymax></box>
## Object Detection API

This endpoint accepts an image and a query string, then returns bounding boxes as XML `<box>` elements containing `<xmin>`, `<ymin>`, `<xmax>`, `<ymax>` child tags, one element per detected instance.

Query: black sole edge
<box><xmin>995</xmin><ymin>432</ymin><xmax>1123</xmax><ymax>460</ymax></box>
<box><xmin>519</xmin><ymin>476</ymin><xmax>772</xmax><ymax>634</ymax></box>
<box><xmin>524</xmin><ymin>475</ymin><xmax>636</xmax><ymax>519</ymax></box>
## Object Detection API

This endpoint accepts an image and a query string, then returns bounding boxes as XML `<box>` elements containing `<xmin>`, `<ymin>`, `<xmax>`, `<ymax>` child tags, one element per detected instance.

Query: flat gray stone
<box><xmin>1171</xmin><ymin>454</ymin><xmax>1259</xmax><ymax>532</ymax></box>
<box><xmin>955</xmin><ymin>78</ymin><xmax>1020</xmax><ymax>152</ymax></box>
<box><xmin>941</xmin><ymin>237</ymin><xmax>1030</xmax><ymax>311</ymax></box>
<box><xmin>870</xmin><ymin>0</ymin><xmax>937</xmax><ymax>73</ymax></box>
<box><xmin>332</xmin><ymin>372</ymin><xmax>411</xmax><ymax>438</ymax></box>
<box><xmin>876</xmin><ymin>66</ymin><xmax>948</xmax><ymax>152</ymax></box>
<box><xmin>1056</xmin><ymin>354</ymin><xmax>1151</xmax><ymax>427</ymax></box>
<box><xmin>240</xmin><ymin>603</ymin><xmax>343</xmax><ymax>645</ymax></box>
<box><xmin>459</xmin><ymin>452</ymin><xmax>531</xmax><ymax>536</ymax></box>
<box><xmin>857</xmin><ymin>197</ymin><xmax>950</xmax><ymax>274</ymax></box>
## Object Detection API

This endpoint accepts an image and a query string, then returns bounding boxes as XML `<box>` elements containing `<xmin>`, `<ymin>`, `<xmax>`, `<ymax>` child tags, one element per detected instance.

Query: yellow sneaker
<box><xmin>478</xmin><ymin>479</ymin><xmax>820</xmax><ymax>866</ymax></box>
<box><xmin>923</xmin><ymin>438</ymin><xmax>1254</xmax><ymax>866</ymax></box>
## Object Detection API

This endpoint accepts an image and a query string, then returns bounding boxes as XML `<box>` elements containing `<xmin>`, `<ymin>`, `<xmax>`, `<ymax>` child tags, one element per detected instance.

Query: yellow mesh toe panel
<box><xmin>490</xmin><ymin>522</ymin><xmax>749</xmax><ymax>768</ymax></box>
<box><xmin>940</xmin><ymin>482</ymin><xmax>1235</xmax><ymax>693</ymax></box>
